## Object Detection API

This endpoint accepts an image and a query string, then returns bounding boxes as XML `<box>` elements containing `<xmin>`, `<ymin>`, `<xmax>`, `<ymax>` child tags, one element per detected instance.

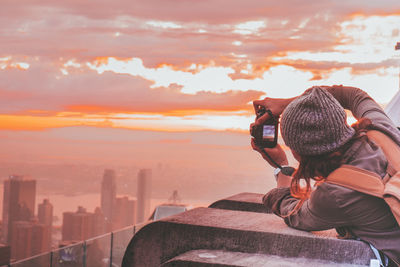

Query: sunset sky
<box><xmin>0</xmin><ymin>0</ymin><xmax>400</xmax><ymax>168</ymax></box>
<box><xmin>1</xmin><ymin>0</ymin><xmax>400</xmax><ymax>134</ymax></box>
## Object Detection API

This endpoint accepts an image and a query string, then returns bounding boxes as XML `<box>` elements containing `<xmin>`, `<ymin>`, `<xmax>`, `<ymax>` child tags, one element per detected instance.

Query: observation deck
<box><xmin>122</xmin><ymin>192</ymin><xmax>375</xmax><ymax>267</ymax></box>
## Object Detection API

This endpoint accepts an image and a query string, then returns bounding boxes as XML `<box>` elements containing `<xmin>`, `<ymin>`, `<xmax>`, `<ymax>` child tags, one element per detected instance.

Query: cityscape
<box><xmin>0</xmin><ymin>168</ymin><xmax>152</xmax><ymax>264</ymax></box>
<box><xmin>0</xmin><ymin>143</ymin><xmax>276</xmax><ymax>266</ymax></box>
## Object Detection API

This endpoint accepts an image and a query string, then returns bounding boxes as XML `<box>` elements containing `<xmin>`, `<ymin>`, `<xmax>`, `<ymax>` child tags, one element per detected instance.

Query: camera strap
<box><xmin>257</xmin><ymin>145</ymin><xmax>283</xmax><ymax>169</ymax></box>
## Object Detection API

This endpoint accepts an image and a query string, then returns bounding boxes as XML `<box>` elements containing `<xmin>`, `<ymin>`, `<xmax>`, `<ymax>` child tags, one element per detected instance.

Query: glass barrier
<box><xmin>6</xmin><ymin>224</ymin><xmax>142</xmax><ymax>267</ymax></box>
<box><xmin>10</xmin><ymin>252</ymin><xmax>51</xmax><ymax>267</ymax></box>
<box><xmin>51</xmin><ymin>241</ymin><xmax>85</xmax><ymax>267</ymax></box>
<box><xmin>111</xmin><ymin>226</ymin><xmax>134</xmax><ymax>267</ymax></box>
<box><xmin>85</xmin><ymin>233</ymin><xmax>112</xmax><ymax>267</ymax></box>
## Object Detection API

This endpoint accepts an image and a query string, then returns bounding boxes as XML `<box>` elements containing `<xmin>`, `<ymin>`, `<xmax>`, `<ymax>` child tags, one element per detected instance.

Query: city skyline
<box><xmin>1</xmin><ymin>168</ymin><xmax>149</xmax><ymax>262</ymax></box>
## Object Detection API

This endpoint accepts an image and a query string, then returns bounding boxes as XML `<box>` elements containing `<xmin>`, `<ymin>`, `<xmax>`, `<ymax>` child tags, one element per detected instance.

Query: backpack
<box><xmin>325</xmin><ymin>130</ymin><xmax>400</xmax><ymax>227</ymax></box>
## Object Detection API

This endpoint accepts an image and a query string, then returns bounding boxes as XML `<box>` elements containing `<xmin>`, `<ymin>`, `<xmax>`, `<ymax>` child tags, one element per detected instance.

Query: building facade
<box><xmin>2</xmin><ymin>175</ymin><xmax>36</xmax><ymax>245</ymax></box>
<box><xmin>101</xmin><ymin>169</ymin><xmax>117</xmax><ymax>232</ymax></box>
<box><xmin>62</xmin><ymin>207</ymin><xmax>95</xmax><ymax>242</ymax></box>
<box><xmin>10</xmin><ymin>221</ymin><xmax>51</xmax><ymax>260</ymax></box>
<box><xmin>113</xmin><ymin>196</ymin><xmax>136</xmax><ymax>230</ymax></box>
<box><xmin>136</xmin><ymin>169</ymin><xmax>152</xmax><ymax>223</ymax></box>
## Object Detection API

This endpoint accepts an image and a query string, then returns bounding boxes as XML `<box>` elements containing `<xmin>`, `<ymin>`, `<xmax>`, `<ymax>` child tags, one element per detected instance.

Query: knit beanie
<box><xmin>280</xmin><ymin>86</ymin><xmax>355</xmax><ymax>156</ymax></box>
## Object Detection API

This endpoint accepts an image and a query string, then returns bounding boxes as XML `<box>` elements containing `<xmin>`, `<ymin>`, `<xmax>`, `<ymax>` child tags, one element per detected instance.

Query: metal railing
<box><xmin>6</xmin><ymin>222</ymin><xmax>146</xmax><ymax>267</ymax></box>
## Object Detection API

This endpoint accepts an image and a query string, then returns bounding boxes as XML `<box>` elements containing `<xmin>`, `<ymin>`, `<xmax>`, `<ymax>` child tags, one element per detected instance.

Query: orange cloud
<box><xmin>0</xmin><ymin>115</ymin><xmax>79</xmax><ymax>131</ymax></box>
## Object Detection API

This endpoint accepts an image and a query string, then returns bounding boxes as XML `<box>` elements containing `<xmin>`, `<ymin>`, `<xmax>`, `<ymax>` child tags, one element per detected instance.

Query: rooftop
<box><xmin>5</xmin><ymin>192</ymin><xmax>379</xmax><ymax>267</ymax></box>
<box><xmin>122</xmin><ymin>192</ymin><xmax>376</xmax><ymax>267</ymax></box>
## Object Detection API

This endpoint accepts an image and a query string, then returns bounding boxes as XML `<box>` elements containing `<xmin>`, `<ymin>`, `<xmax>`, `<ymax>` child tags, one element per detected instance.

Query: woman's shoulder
<box><xmin>344</xmin><ymin>135</ymin><xmax>388</xmax><ymax>177</ymax></box>
<box><xmin>305</xmin><ymin>183</ymin><xmax>352</xmax><ymax>220</ymax></box>
<box><xmin>311</xmin><ymin>182</ymin><xmax>355</xmax><ymax>206</ymax></box>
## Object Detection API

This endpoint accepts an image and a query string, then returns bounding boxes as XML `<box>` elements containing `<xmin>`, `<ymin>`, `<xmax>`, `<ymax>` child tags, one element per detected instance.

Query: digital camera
<box><xmin>251</xmin><ymin>106</ymin><xmax>279</xmax><ymax>148</ymax></box>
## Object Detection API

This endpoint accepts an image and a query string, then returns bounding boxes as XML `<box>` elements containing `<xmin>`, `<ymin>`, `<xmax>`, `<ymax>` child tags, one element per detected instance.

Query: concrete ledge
<box><xmin>122</xmin><ymin>207</ymin><xmax>374</xmax><ymax>267</ymax></box>
<box><xmin>162</xmin><ymin>249</ymin><xmax>368</xmax><ymax>267</ymax></box>
<box><xmin>208</xmin><ymin>192</ymin><xmax>270</xmax><ymax>213</ymax></box>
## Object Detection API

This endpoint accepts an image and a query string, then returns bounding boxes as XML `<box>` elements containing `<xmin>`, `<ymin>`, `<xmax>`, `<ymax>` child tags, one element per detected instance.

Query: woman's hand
<box><xmin>251</xmin><ymin>138</ymin><xmax>288</xmax><ymax>167</ymax></box>
<box><xmin>250</xmin><ymin>95</ymin><xmax>295</xmax><ymax>168</ymax></box>
<box><xmin>252</xmin><ymin>97</ymin><xmax>296</xmax><ymax>125</ymax></box>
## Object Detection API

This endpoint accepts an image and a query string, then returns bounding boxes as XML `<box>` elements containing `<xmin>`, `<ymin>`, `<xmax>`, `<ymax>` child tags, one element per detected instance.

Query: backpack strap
<box><xmin>326</xmin><ymin>129</ymin><xmax>400</xmax><ymax>197</ymax></box>
<box><xmin>367</xmin><ymin>130</ymin><xmax>400</xmax><ymax>172</ymax></box>
<box><xmin>326</xmin><ymin>165</ymin><xmax>384</xmax><ymax>198</ymax></box>
<box><xmin>327</xmin><ymin>130</ymin><xmax>400</xmax><ymax>258</ymax></box>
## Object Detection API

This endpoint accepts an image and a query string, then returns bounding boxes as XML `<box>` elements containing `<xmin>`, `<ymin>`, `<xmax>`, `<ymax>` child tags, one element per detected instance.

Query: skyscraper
<box><xmin>136</xmin><ymin>169</ymin><xmax>152</xmax><ymax>223</ymax></box>
<box><xmin>101</xmin><ymin>169</ymin><xmax>116</xmax><ymax>232</ymax></box>
<box><xmin>2</xmin><ymin>175</ymin><xmax>36</xmax><ymax>245</ymax></box>
<box><xmin>93</xmin><ymin>207</ymin><xmax>106</xmax><ymax>236</ymax></box>
<box><xmin>38</xmin><ymin>199</ymin><xmax>53</xmax><ymax>246</ymax></box>
<box><xmin>112</xmin><ymin>196</ymin><xmax>136</xmax><ymax>229</ymax></box>
<box><xmin>11</xmin><ymin>221</ymin><xmax>51</xmax><ymax>260</ymax></box>
<box><xmin>38</xmin><ymin>199</ymin><xmax>53</xmax><ymax>227</ymax></box>
<box><xmin>62</xmin><ymin>207</ymin><xmax>95</xmax><ymax>242</ymax></box>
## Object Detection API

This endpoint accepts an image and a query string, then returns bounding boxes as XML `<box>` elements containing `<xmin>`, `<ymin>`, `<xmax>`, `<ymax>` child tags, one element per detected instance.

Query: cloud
<box><xmin>1</xmin><ymin>0</ymin><xmax>398</xmax><ymax>70</ymax></box>
<box><xmin>4</xmin><ymin>0</ymin><xmax>398</xmax><ymax>23</ymax></box>
<box><xmin>1</xmin><ymin>0</ymin><xmax>400</xmax><ymax>132</ymax></box>
<box><xmin>0</xmin><ymin>62</ymin><xmax>263</xmax><ymax>116</ymax></box>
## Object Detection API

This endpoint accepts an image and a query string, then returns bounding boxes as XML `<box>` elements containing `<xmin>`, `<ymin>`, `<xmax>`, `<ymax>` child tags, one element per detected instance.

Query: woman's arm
<box><xmin>322</xmin><ymin>85</ymin><xmax>381</xmax><ymax>119</ymax></box>
<box><xmin>263</xmin><ymin>184</ymin><xmax>349</xmax><ymax>231</ymax></box>
<box><xmin>322</xmin><ymin>85</ymin><xmax>400</xmax><ymax>146</ymax></box>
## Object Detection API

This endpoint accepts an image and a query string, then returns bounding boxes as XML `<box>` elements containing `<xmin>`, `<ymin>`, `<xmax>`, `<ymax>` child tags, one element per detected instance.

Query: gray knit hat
<box><xmin>280</xmin><ymin>86</ymin><xmax>355</xmax><ymax>156</ymax></box>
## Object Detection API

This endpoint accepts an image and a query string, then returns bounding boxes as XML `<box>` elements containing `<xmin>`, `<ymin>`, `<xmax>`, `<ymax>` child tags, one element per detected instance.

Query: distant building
<box><xmin>137</xmin><ymin>169</ymin><xmax>152</xmax><ymax>223</ymax></box>
<box><xmin>100</xmin><ymin>169</ymin><xmax>138</xmax><ymax>232</ymax></box>
<box><xmin>62</xmin><ymin>207</ymin><xmax>95</xmax><ymax>242</ymax></box>
<box><xmin>38</xmin><ymin>199</ymin><xmax>53</xmax><ymax>247</ymax></box>
<box><xmin>149</xmin><ymin>191</ymin><xmax>189</xmax><ymax>221</ymax></box>
<box><xmin>0</xmin><ymin>245</ymin><xmax>10</xmax><ymax>266</ymax></box>
<box><xmin>93</xmin><ymin>207</ymin><xmax>106</xmax><ymax>236</ymax></box>
<box><xmin>38</xmin><ymin>199</ymin><xmax>53</xmax><ymax>227</ymax></box>
<box><xmin>113</xmin><ymin>196</ymin><xmax>136</xmax><ymax>230</ymax></box>
<box><xmin>2</xmin><ymin>175</ymin><xmax>36</xmax><ymax>245</ymax></box>
<box><xmin>101</xmin><ymin>169</ymin><xmax>116</xmax><ymax>232</ymax></box>
<box><xmin>10</xmin><ymin>220</ymin><xmax>51</xmax><ymax>260</ymax></box>
<box><xmin>149</xmin><ymin>204</ymin><xmax>188</xmax><ymax>221</ymax></box>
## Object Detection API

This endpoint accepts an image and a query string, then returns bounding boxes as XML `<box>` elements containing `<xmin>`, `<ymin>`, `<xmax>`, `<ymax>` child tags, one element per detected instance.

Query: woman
<box><xmin>251</xmin><ymin>85</ymin><xmax>400</xmax><ymax>265</ymax></box>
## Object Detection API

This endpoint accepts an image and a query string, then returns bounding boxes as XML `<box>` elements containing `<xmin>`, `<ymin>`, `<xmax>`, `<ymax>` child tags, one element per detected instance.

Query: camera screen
<box><xmin>262</xmin><ymin>125</ymin><xmax>275</xmax><ymax>140</ymax></box>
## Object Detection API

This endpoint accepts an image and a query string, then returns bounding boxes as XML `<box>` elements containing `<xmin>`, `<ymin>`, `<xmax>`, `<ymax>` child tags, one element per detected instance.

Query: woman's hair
<box><xmin>287</xmin><ymin>118</ymin><xmax>372</xmax><ymax>214</ymax></box>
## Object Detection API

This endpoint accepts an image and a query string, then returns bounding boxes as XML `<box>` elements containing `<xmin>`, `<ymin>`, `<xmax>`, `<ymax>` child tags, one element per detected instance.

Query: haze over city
<box><xmin>0</xmin><ymin>0</ymin><xmax>400</xmax><ymax>264</ymax></box>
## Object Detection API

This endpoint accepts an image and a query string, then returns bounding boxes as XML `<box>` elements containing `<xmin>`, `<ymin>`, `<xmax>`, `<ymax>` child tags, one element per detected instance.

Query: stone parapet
<box><xmin>208</xmin><ymin>192</ymin><xmax>269</xmax><ymax>213</ymax></box>
<box><xmin>122</xmin><ymin>205</ymin><xmax>374</xmax><ymax>266</ymax></box>
<box><xmin>162</xmin><ymin>249</ymin><xmax>368</xmax><ymax>267</ymax></box>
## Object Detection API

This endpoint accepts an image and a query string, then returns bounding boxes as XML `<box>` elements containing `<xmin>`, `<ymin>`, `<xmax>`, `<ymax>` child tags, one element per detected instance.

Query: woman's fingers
<box><xmin>251</xmin><ymin>139</ymin><xmax>288</xmax><ymax>167</ymax></box>
<box><xmin>251</xmin><ymin>138</ymin><xmax>260</xmax><ymax>151</ymax></box>
<box><xmin>252</xmin><ymin>99</ymin><xmax>264</xmax><ymax>112</ymax></box>
<box><xmin>255</xmin><ymin>112</ymin><xmax>271</xmax><ymax>126</ymax></box>
<box><xmin>249</xmin><ymin>123</ymin><xmax>255</xmax><ymax>135</ymax></box>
